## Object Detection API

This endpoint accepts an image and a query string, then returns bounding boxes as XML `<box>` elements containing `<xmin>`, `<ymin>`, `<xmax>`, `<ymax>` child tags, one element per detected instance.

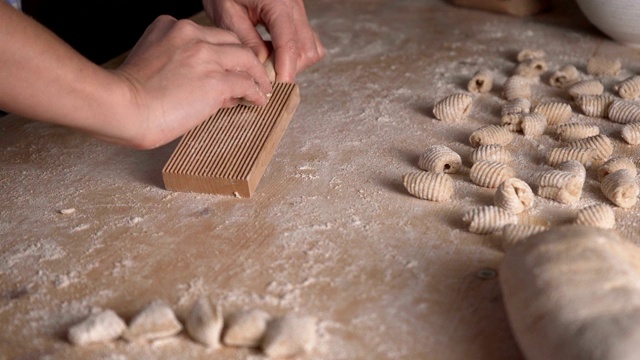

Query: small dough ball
<box><xmin>123</xmin><ymin>300</ymin><xmax>183</xmax><ymax>342</ymax></box>
<box><xmin>67</xmin><ymin>309</ymin><xmax>127</xmax><ymax>346</ymax></box>
<box><xmin>261</xmin><ymin>313</ymin><xmax>317</xmax><ymax>358</ymax></box>
<box><xmin>223</xmin><ymin>308</ymin><xmax>272</xmax><ymax>347</ymax></box>
<box><xmin>186</xmin><ymin>296</ymin><xmax>224</xmax><ymax>348</ymax></box>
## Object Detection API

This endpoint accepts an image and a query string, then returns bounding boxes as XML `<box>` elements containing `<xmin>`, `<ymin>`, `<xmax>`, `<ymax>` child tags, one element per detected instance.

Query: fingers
<box><xmin>210</xmin><ymin>44</ymin><xmax>273</xmax><ymax>94</ymax></box>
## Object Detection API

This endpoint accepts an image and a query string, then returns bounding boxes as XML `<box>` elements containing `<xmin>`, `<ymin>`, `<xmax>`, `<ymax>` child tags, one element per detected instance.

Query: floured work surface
<box><xmin>163</xmin><ymin>82</ymin><xmax>300</xmax><ymax>197</ymax></box>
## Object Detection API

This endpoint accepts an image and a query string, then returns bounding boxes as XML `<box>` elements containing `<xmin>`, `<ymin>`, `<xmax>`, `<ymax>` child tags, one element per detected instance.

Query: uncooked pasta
<box><xmin>418</xmin><ymin>145</ymin><xmax>462</xmax><ymax>173</ymax></box>
<box><xmin>470</xmin><ymin>160</ymin><xmax>516</xmax><ymax>188</ymax></box>
<box><xmin>462</xmin><ymin>205</ymin><xmax>518</xmax><ymax>234</ymax></box>
<box><xmin>403</xmin><ymin>171</ymin><xmax>454</xmax><ymax>202</ymax></box>
<box><xmin>433</xmin><ymin>93</ymin><xmax>474</xmax><ymax>122</ymax></box>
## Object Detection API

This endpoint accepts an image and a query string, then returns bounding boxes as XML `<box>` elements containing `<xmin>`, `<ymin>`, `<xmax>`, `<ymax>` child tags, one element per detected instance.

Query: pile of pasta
<box><xmin>403</xmin><ymin>49</ymin><xmax>640</xmax><ymax>246</ymax></box>
<box><xmin>66</xmin><ymin>297</ymin><xmax>317</xmax><ymax>359</ymax></box>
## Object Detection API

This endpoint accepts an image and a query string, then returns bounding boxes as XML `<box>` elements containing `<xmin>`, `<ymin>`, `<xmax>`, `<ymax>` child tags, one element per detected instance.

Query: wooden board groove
<box><xmin>162</xmin><ymin>82</ymin><xmax>300</xmax><ymax>197</ymax></box>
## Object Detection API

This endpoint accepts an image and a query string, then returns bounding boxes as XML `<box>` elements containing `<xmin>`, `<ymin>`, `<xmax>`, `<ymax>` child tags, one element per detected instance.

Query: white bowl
<box><xmin>575</xmin><ymin>0</ymin><xmax>640</xmax><ymax>48</ymax></box>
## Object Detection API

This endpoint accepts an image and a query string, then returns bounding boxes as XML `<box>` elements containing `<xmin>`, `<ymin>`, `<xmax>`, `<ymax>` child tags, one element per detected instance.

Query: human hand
<box><xmin>112</xmin><ymin>15</ymin><xmax>272</xmax><ymax>149</ymax></box>
<box><xmin>203</xmin><ymin>0</ymin><xmax>325</xmax><ymax>82</ymax></box>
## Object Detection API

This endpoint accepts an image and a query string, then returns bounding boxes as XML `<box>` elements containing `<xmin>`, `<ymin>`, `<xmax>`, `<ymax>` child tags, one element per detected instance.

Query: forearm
<box><xmin>0</xmin><ymin>3</ymin><xmax>133</xmax><ymax>142</ymax></box>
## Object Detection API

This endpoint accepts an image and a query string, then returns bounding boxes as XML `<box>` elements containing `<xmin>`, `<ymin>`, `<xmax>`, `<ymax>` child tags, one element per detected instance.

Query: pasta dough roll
<box><xmin>494</xmin><ymin>178</ymin><xmax>534</xmax><ymax>214</ymax></box>
<box><xmin>536</xmin><ymin>169</ymin><xmax>584</xmax><ymax>204</ymax></box>
<box><xmin>621</xmin><ymin>123</ymin><xmax>640</xmax><ymax>145</ymax></box>
<box><xmin>470</xmin><ymin>160</ymin><xmax>516</xmax><ymax>188</ymax></box>
<box><xmin>463</xmin><ymin>205</ymin><xmax>518</xmax><ymax>234</ymax></box>
<box><xmin>598</xmin><ymin>157</ymin><xmax>637</xmax><ymax>182</ymax></box>
<box><xmin>514</xmin><ymin>58</ymin><xmax>548</xmax><ymax>78</ymax></box>
<box><xmin>607</xmin><ymin>99</ymin><xmax>640</xmax><ymax>124</ymax></box>
<box><xmin>568</xmin><ymin>79</ymin><xmax>604</xmax><ymax>99</ymax></box>
<box><xmin>546</xmin><ymin>147</ymin><xmax>596</xmax><ymax>168</ymax></box>
<box><xmin>403</xmin><ymin>171</ymin><xmax>454</xmax><ymax>202</ymax></box>
<box><xmin>601</xmin><ymin>169</ymin><xmax>639</xmax><ymax>208</ymax></box>
<box><xmin>532</xmin><ymin>102</ymin><xmax>572</xmax><ymax>126</ymax></box>
<box><xmin>549</xmin><ymin>64</ymin><xmax>579</xmax><ymax>88</ymax></box>
<box><xmin>471</xmin><ymin>144</ymin><xmax>512</xmax><ymax>164</ymax></box>
<box><xmin>614</xmin><ymin>75</ymin><xmax>640</xmax><ymax>100</ymax></box>
<box><xmin>566</xmin><ymin>134</ymin><xmax>613</xmax><ymax>163</ymax></box>
<box><xmin>555</xmin><ymin>123</ymin><xmax>600</xmax><ymax>142</ymax></box>
<box><xmin>574</xmin><ymin>94</ymin><xmax>615</xmax><ymax>118</ymax></box>
<box><xmin>418</xmin><ymin>145</ymin><xmax>462</xmax><ymax>173</ymax></box>
<box><xmin>469</xmin><ymin>125</ymin><xmax>514</xmax><ymax>147</ymax></box>
<box><xmin>521</xmin><ymin>112</ymin><xmax>547</xmax><ymax>138</ymax></box>
<box><xmin>501</xmin><ymin>224</ymin><xmax>548</xmax><ymax>251</ymax></box>
<box><xmin>468</xmin><ymin>69</ymin><xmax>494</xmax><ymax>93</ymax></box>
<box><xmin>575</xmin><ymin>203</ymin><xmax>615</xmax><ymax>229</ymax></box>
<box><xmin>433</xmin><ymin>93</ymin><xmax>473</xmax><ymax>122</ymax></box>
<box><xmin>586</xmin><ymin>56</ymin><xmax>621</xmax><ymax>77</ymax></box>
<box><xmin>503</xmin><ymin>75</ymin><xmax>531</xmax><ymax>100</ymax></box>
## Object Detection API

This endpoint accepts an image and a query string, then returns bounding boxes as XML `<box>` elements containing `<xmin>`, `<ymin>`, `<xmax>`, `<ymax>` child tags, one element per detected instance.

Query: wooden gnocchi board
<box><xmin>162</xmin><ymin>82</ymin><xmax>300</xmax><ymax>197</ymax></box>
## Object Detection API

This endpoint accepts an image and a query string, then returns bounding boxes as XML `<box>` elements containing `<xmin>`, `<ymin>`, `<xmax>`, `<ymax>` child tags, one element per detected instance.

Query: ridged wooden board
<box><xmin>162</xmin><ymin>82</ymin><xmax>300</xmax><ymax>197</ymax></box>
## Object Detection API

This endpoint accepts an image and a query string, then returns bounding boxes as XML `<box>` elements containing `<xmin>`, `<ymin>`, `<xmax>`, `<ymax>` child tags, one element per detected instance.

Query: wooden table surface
<box><xmin>2</xmin><ymin>1</ymin><xmax>640</xmax><ymax>359</ymax></box>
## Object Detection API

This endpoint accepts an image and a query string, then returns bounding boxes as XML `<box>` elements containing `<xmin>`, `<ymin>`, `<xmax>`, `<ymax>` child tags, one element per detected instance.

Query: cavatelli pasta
<box><xmin>501</xmin><ymin>113</ymin><xmax>523</xmax><ymax>131</ymax></box>
<box><xmin>614</xmin><ymin>75</ymin><xmax>640</xmax><ymax>100</ymax></box>
<box><xmin>598</xmin><ymin>157</ymin><xmax>637</xmax><ymax>181</ymax></box>
<box><xmin>462</xmin><ymin>205</ymin><xmax>518</xmax><ymax>234</ymax></box>
<box><xmin>568</xmin><ymin>79</ymin><xmax>604</xmax><ymax>98</ymax></box>
<box><xmin>494</xmin><ymin>178</ymin><xmax>534</xmax><ymax>214</ymax></box>
<box><xmin>514</xmin><ymin>58</ymin><xmax>548</xmax><ymax>78</ymax></box>
<box><xmin>546</xmin><ymin>147</ymin><xmax>596</xmax><ymax>168</ymax></box>
<box><xmin>516</xmin><ymin>49</ymin><xmax>546</xmax><ymax>62</ymax></box>
<box><xmin>601</xmin><ymin>169</ymin><xmax>639</xmax><ymax>208</ymax></box>
<box><xmin>469</xmin><ymin>125</ymin><xmax>514</xmax><ymax>147</ymax></box>
<box><xmin>502</xmin><ymin>98</ymin><xmax>531</xmax><ymax>115</ymax></box>
<box><xmin>521</xmin><ymin>112</ymin><xmax>547</xmax><ymax>138</ymax></box>
<box><xmin>433</xmin><ymin>93</ymin><xmax>473</xmax><ymax>122</ymax></box>
<box><xmin>575</xmin><ymin>203</ymin><xmax>615</xmax><ymax>229</ymax></box>
<box><xmin>555</xmin><ymin>123</ymin><xmax>600</xmax><ymax>142</ymax></box>
<box><xmin>586</xmin><ymin>56</ymin><xmax>621</xmax><ymax>77</ymax></box>
<box><xmin>418</xmin><ymin>145</ymin><xmax>462</xmax><ymax>174</ymax></box>
<box><xmin>575</xmin><ymin>94</ymin><xmax>615</xmax><ymax>118</ymax></box>
<box><xmin>471</xmin><ymin>144</ymin><xmax>512</xmax><ymax>163</ymax></box>
<box><xmin>549</xmin><ymin>64</ymin><xmax>580</xmax><ymax>88</ymax></box>
<box><xmin>566</xmin><ymin>134</ymin><xmax>613</xmax><ymax>163</ymax></box>
<box><xmin>501</xmin><ymin>224</ymin><xmax>548</xmax><ymax>251</ymax></box>
<box><xmin>468</xmin><ymin>69</ymin><xmax>494</xmax><ymax>94</ymax></box>
<box><xmin>607</xmin><ymin>99</ymin><xmax>640</xmax><ymax>124</ymax></box>
<box><xmin>536</xmin><ymin>169</ymin><xmax>584</xmax><ymax>204</ymax></box>
<box><xmin>621</xmin><ymin>123</ymin><xmax>640</xmax><ymax>145</ymax></box>
<box><xmin>557</xmin><ymin>160</ymin><xmax>586</xmax><ymax>181</ymax></box>
<box><xmin>470</xmin><ymin>160</ymin><xmax>516</xmax><ymax>188</ymax></box>
<box><xmin>503</xmin><ymin>75</ymin><xmax>531</xmax><ymax>100</ymax></box>
<box><xmin>532</xmin><ymin>102</ymin><xmax>572</xmax><ymax>126</ymax></box>
<box><xmin>403</xmin><ymin>171</ymin><xmax>454</xmax><ymax>202</ymax></box>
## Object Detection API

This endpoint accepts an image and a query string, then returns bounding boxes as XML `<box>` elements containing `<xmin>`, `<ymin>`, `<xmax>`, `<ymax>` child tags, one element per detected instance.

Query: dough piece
<box><xmin>500</xmin><ymin>225</ymin><xmax>640</xmax><ymax>360</ymax></box>
<box><xmin>502</xmin><ymin>113</ymin><xmax>523</xmax><ymax>132</ymax></box>
<box><xmin>468</xmin><ymin>69</ymin><xmax>494</xmax><ymax>93</ymax></box>
<box><xmin>601</xmin><ymin>169</ymin><xmax>639</xmax><ymax>208</ymax></box>
<box><xmin>185</xmin><ymin>296</ymin><xmax>224</xmax><ymax>348</ymax></box>
<box><xmin>622</xmin><ymin>123</ymin><xmax>640</xmax><ymax>145</ymax></box>
<box><xmin>501</xmin><ymin>224</ymin><xmax>548</xmax><ymax>251</ymax></box>
<box><xmin>432</xmin><ymin>93</ymin><xmax>473</xmax><ymax>122</ymax></box>
<box><xmin>503</xmin><ymin>75</ymin><xmax>531</xmax><ymax>100</ymax></box>
<box><xmin>549</xmin><ymin>64</ymin><xmax>579</xmax><ymax>88</ymax></box>
<box><xmin>598</xmin><ymin>157</ymin><xmax>637</xmax><ymax>182</ymax></box>
<box><xmin>418</xmin><ymin>145</ymin><xmax>462</xmax><ymax>173</ymax></box>
<box><xmin>517</xmin><ymin>49</ymin><xmax>546</xmax><ymax>62</ymax></box>
<box><xmin>532</xmin><ymin>102</ymin><xmax>572</xmax><ymax>126</ymax></box>
<box><xmin>555</xmin><ymin>123</ymin><xmax>600</xmax><ymax>142</ymax></box>
<box><xmin>223</xmin><ymin>308</ymin><xmax>272</xmax><ymax>347</ymax></box>
<box><xmin>614</xmin><ymin>75</ymin><xmax>640</xmax><ymax>100</ymax></box>
<box><xmin>566</xmin><ymin>134</ymin><xmax>613</xmax><ymax>164</ymax></box>
<box><xmin>521</xmin><ymin>112</ymin><xmax>547</xmax><ymax>138</ymax></box>
<box><xmin>535</xmin><ymin>169</ymin><xmax>584</xmax><ymax>204</ymax></box>
<box><xmin>402</xmin><ymin>171</ymin><xmax>454</xmax><ymax>202</ymax></box>
<box><xmin>502</xmin><ymin>98</ymin><xmax>531</xmax><ymax>115</ymax></box>
<box><xmin>122</xmin><ymin>300</ymin><xmax>183</xmax><ymax>342</ymax></box>
<box><xmin>557</xmin><ymin>160</ymin><xmax>586</xmax><ymax>182</ymax></box>
<box><xmin>514</xmin><ymin>58</ymin><xmax>548</xmax><ymax>78</ymax></box>
<box><xmin>494</xmin><ymin>178</ymin><xmax>534</xmax><ymax>214</ymax></box>
<box><xmin>575</xmin><ymin>94</ymin><xmax>615</xmax><ymax>118</ymax></box>
<box><xmin>546</xmin><ymin>147</ymin><xmax>596</xmax><ymax>168</ymax></box>
<box><xmin>575</xmin><ymin>204</ymin><xmax>615</xmax><ymax>229</ymax></box>
<box><xmin>471</xmin><ymin>144</ymin><xmax>512</xmax><ymax>164</ymax></box>
<box><xmin>568</xmin><ymin>79</ymin><xmax>604</xmax><ymax>99</ymax></box>
<box><xmin>261</xmin><ymin>313</ymin><xmax>317</xmax><ymax>358</ymax></box>
<box><xmin>470</xmin><ymin>160</ymin><xmax>516</xmax><ymax>188</ymax></box>
<box><xmin>608</xmin><ymin>99</ymin><xmax>640</xmax><ymax>124</ymax></box>
<box><xmin>67</xmin><ymin>309</ymin><xmax>127</xmax><ymax>346</ymax></box>
<box><xmin>469</xmin><ymin>125</ymin><xmax>514</xmax><ymax>147</ymax></box>
<box><xmin>586</xmin><ymin>56</ymin><xmax>621</xmax><ymax>77</ymax></box>
<box><xmin>462</xmin><ymin>205</ymin><xmax>518</xmax><ymax>234</ymax></box>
